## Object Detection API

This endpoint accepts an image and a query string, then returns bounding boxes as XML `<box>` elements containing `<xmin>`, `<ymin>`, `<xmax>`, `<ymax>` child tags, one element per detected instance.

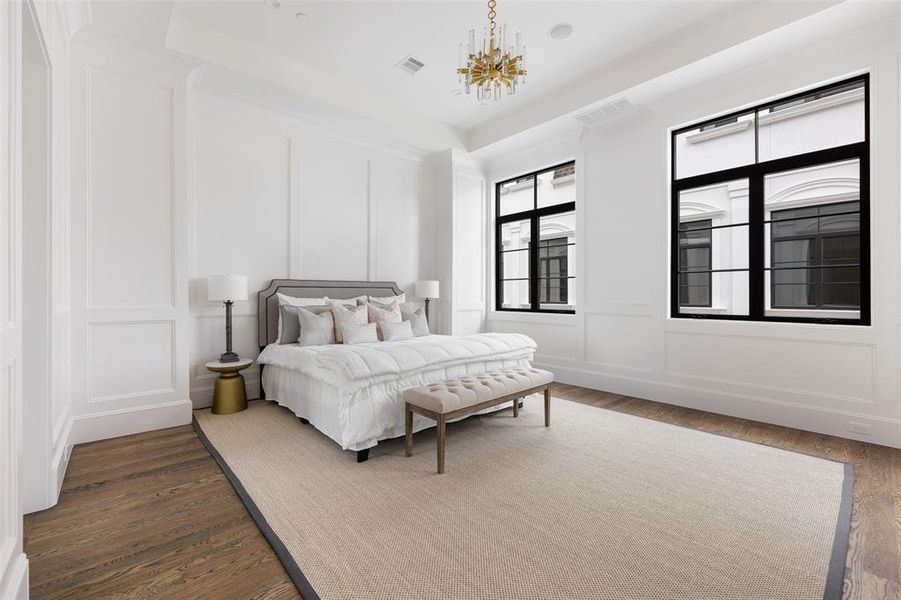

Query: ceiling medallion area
<box><xmin>457</xmin><ymin>0</ymin><xmax>526</xmax><ymax>102</ymax></box>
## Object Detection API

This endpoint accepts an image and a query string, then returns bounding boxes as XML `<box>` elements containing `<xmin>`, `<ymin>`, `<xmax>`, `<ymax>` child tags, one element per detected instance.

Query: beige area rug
<box><xmin>194</xmin><ymin>398</ymin><xmax>852</xmax><ymax>600</ymax></box>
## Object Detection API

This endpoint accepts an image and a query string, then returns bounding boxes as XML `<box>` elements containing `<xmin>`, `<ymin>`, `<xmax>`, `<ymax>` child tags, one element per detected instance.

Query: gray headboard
<box><xmin>257</xmin><ymin>279</ymin><xmax>403</xmax><ymax>349</ymax></box>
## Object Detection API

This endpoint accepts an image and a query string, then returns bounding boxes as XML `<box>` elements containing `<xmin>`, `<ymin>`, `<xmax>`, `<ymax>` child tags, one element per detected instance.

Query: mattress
<box><xmin>257</xmin><ymin>333</ymin><xmax>537</xmax><ymax>451</ymax></box>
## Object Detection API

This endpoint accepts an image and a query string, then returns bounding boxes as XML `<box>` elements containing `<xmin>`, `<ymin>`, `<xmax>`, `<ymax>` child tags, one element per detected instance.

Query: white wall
<box><xmin>187</xmin><ymin>91</ymin><xmax>427</xmax><ymax>407</ymax></box>
<box><xmin>69</xmin><ymin>39</ymin><xmax>193</xmax><ymax>442</ymax></box>
<box><xmin>487</xmin><ymin>14</ymin><xmax>901</xmax><ymax>449</ymax></box>
<box><xmin>2</xmin><ymin>0</ymin><xmax>75</xmax><ymax>594</ymax></box>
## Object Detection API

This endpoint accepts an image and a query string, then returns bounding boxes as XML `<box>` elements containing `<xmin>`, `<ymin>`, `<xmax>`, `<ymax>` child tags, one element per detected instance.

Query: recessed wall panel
<box><xmin>664</xmin><ymin>331</ymin><xmax>874</xmax><ymax>404</ymax></box>
<box><xmin>88</xmin><ymin>67</ymin><xmax>173</xmax><ymax>308</ymax></box>
<box><xmin>89</xmin><ymin>321</ymin><xmax>174</xmax><ymax>401</ymax></box>
<box><xmin>194</xmin><ymin>117</ymin><xmax>290</xmax><ymax>295</ymax></box>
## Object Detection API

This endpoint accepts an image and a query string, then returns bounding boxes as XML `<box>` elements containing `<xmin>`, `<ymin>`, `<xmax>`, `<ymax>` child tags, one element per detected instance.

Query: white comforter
<box><xmin>257</xmin><ymin>333</ymin><xmax>538</xmax><ymax>451</ymax></box>
<box><xmin>257</xmin><ymin>332</ymin><xmax>536</xmax><ymax>388</ymax></box>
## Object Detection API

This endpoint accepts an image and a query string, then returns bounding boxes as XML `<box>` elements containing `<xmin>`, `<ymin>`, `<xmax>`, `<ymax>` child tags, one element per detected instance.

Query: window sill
<box><xmin>679</xmin><ymin>306</ymin><xmax>729</xmax><ymax>315</ymax></box>
<box><xmin>765</xmin><ymin>308</ymin><xmax>860</xmax><ymax>320</ymax></box>
<box><xmin>488</xmin><ymin>310</ymin><xmax>577</xmax><ymax>325</ymax></box>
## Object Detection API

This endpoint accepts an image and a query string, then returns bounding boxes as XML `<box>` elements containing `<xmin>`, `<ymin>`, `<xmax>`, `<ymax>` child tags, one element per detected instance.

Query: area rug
<box><xmin>193</xmin><ymin>398</ymin><xmax>852</xmax><ymax>600</ymax></box>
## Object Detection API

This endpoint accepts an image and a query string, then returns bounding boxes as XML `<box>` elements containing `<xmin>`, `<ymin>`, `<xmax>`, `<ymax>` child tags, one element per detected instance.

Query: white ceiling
<box><xmin>167</xmin><ymin>1</ymin><xmax>738</xmax><ymax>131</ymax></box>
<box><xmin>82</xmin><ymin>0</ymin><xmax>841</xmax><ymax>154</ymax></box>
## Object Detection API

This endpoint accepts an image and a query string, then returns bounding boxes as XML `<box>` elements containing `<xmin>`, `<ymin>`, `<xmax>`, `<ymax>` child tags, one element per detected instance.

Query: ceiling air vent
<box><xmin>574</xmin><ymin>98</ymin><xmax>635</xmax><ymax>127</ymax></box>
<box><xmin>395</xmin><ymin>55</ymin><xmax>425</xmax><ymax>74</ymax></box>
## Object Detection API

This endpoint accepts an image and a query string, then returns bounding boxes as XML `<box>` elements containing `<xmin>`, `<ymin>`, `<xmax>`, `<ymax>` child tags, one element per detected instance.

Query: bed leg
<box><xmin>356</xmin><ymin>449</ymin><xmax>370</xmax><ymax>463</ymax></box>
<box><xmin>300</xmin><ymin>418</ymin><xmax>309</xmax><ymax>425</ymax></box>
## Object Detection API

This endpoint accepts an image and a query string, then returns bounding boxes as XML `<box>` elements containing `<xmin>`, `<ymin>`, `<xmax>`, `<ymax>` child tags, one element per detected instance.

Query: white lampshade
<box><xmin>415</xmin><ymin>280</ymin><xmax>440</xmax><ymax>299</ymax></box>
<box><xmin>208</xmin><ymin>274</ymin><xmax>248</xmax><ymax>302</ymax></box>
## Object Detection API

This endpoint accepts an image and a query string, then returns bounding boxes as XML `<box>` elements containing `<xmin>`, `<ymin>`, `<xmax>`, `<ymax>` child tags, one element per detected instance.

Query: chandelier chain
<box><xmin>487</xmin><ymin>0</ymin><xmax>496</xmax><ymax>35</ymax></box>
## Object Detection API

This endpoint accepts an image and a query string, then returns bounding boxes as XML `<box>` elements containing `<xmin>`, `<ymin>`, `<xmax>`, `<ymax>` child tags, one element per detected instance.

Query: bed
<box><xmin>256</xmin><ymin>279</ymin><xmax>537</xmax><ymax>462</ymax></box>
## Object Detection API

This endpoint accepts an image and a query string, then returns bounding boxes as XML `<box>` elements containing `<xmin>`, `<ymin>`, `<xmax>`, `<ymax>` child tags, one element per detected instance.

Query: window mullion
<box><xmin>530</xmin><ymin>215</ymin><xmax>539</xmax><ymax>310</ymax></box>
<box><xmin>749</xmin><ymin>174</ymin><xmax>765</xmax><ymax>319</ymax></box>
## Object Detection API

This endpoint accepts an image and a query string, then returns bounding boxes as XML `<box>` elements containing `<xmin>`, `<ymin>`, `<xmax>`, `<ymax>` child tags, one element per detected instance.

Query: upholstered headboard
<box><xmin>257</xmin><ymin>279</ymin><xmax>403</xmax><ymax>349</ymax></box>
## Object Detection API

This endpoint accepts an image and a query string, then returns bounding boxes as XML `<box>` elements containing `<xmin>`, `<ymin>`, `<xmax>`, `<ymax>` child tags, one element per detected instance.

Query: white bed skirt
<box><xmin>261</xmin><ymin>356</ymin><xmax>533</xmax><ymax>452</ymax></box>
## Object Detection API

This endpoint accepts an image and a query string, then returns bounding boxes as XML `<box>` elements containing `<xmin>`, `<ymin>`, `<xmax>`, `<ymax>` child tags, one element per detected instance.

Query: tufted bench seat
<box><xmin>403</xmin><ymin>368</ymin><xmax>554</xmax><ymax>473</ymax></box>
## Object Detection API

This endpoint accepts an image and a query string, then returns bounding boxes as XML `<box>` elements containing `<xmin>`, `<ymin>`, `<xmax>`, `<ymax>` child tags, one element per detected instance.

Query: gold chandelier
<box><xmin>457</xmin><ymin>0</ymin><xmax>526</xmax><ymax>102</ymax></box>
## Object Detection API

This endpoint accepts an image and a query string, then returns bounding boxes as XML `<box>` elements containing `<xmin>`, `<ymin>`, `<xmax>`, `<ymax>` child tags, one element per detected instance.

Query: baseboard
<box><xmin>0</xmin><ymin>551</ymin><xmax>28</xmax><ymax>600</ymax></box>
<box><xmin>71</xmin><ymin>399</ymin><xmax>193</xmax><ymax>444</ymax></box>
<box><xmin>535</xmin><ymin>360</ymin><xmax>901</xmax><ymax>450</ymax></box>
<box><xmin>51</xmin><ymin>416</ymin><xmax>74</xmax><ymax>498</ymax></box>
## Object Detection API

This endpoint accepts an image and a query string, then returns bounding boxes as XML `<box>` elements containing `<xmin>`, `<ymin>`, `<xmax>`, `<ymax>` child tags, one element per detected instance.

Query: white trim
<box><xmin>534</xmin><ymin>361</ymin><xmax>901</xmax><ymax>450</ymax></box>
<box><xmin>487</xmin><ymin>310</ymin><xmax>577</xmax><ymax>326</ymax></box>
<box><xmin>685</xmin><ymin>118</ymin><xmax>753</xmax><ymax>144</ymax></box>
<box><xmin>757</xmin><ymin>86</ymin><xmax>865</xmax><ymax>126</ymax></box>
<box><xmin>0</xmin><ymin>550</ymin><xmax>28</xmax><ymax>600</ymax></box>
<box><xmin>71</xmin><ymin>398</ymin><xmax>192</xmax><ymax>444</ymax></box>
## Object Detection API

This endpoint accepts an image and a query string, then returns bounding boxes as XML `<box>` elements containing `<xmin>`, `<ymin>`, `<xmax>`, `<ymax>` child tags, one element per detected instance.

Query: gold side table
<box><xmin>206</xmin><ymin>359</ymin><xmax>253</xmax><ymax>415</ymax></box>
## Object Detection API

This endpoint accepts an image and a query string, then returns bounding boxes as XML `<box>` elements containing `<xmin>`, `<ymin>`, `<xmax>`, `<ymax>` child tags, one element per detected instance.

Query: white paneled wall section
<box><xmin>70</xmin><ymin>41</ymin><xmax>193</xmax><ymax>442</ymax></box>
<box><xmin>486</xmin><ymin>15</ymin><xmax>901</xmax><ymax>448</ymax></box>
<box><xmin>188</xmin><ymin>92</ymin><xmax>425</xmax><ymax>407</ymax></box>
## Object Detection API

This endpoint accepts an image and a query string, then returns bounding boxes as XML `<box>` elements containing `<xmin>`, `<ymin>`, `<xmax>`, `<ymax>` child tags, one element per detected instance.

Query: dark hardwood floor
<box><xmin>24</xmin><ymin>384</ymin><xmax>901</xmax><ymax>599</ymax></box>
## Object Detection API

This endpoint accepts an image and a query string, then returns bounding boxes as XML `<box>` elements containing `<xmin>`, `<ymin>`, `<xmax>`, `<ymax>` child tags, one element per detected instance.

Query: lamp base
<box><xmin>219</xmin><ymin>351</ymin><xmax>240</xmax><ymax>363</ymax></box>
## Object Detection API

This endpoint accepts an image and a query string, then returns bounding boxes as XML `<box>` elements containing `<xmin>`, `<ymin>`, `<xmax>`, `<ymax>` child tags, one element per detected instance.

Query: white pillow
<box><xmin>341</xmin><ymin>322</ymin><xmax>378</xmax><ymax>345</ymax></box>
<box><xmin>297</xmin><ymin>306</ymin><xmax>336</xmax><ymax>346</ymax></box>
<box><xmin>369</xmin><ymin>293</ymin><xmax>405</xmax><ymax>305</ymax></box>
<box><xmin>277</xmin><ymin>292</ymin><xmax>326</xmax><ymax>307</ymax></box>
<box><xmin>400</xmin><ymin>304</ymin><xmax>430</xmax><ymax>337</ymax></box>
<box><xmin>276</xmin><ymin>293</ymin><xmax>327</xmax><ymax>342</ymax></box>
<box><xmin>325</xmin><ymin>295</ymin><xmax>367</xmax><ymax>306</ymax></box>
<box><xmin>381</xmin><ymin>319</ymin><xmax>414</xmax><ymax>341</ymax></box>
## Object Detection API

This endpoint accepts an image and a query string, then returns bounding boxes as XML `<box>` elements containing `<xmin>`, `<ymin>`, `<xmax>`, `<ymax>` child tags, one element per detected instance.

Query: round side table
<box><xmin>206</xmin><ymin>359</ymin><xmax>253</xmax><ymax>415</ymax></box>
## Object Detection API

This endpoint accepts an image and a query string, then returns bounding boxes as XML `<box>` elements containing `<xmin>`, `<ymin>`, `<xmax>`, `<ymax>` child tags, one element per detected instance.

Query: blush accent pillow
<box><xmin>297</xmin><ymin>306</ymin><xmax>336</xmax><ymax>346</ymax></box>
<box><xmin>369</xmin><ymin>293</ymin><xmax>406</xmax><ymax>305</ymax></box>
<box><xmin>381</xmin><ymin>319</ymin><xmax>414</xmax><ymax>342</ymax></box>
<box><xmin>366</xmin><ymin>300</ymin><xmax>401</xmax><ymax>340</ymax></box>
<box><xmin>400</xmin><ymin>304</ymin><xmax>430</xmax><ymax>337</ymax></box>
<box><xmin>341</xmin><ymin>322</ymin><xmax>378</xmax><ymax>345</ymax></box>
<box><xmin>330</xmin><ymin>300</ymin><xmax>369</xmax><ymax>343</ymax></box>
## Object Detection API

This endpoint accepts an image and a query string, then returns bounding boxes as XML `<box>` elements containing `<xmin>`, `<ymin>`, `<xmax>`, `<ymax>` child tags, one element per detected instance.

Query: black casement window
<box><xmin>496</xmin><ymin>161</ymin><xmax>575</xmax><ymax>314</ymax></box>
<box><xmin>670</xmin><ymin>75</ymin><xmax>869</xmax><ymax>325</ymax></box>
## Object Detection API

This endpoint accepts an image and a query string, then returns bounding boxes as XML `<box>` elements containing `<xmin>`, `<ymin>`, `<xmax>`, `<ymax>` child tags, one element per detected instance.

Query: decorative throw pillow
<box><xmin>366</xmin><ymin>300</ymin><xmax>401</xmax><ymax>340</ymax></box>
<box><xmin>297</xmin><ymin>306</ymin><xmax>336</xmax><ymax>346</ymax></box>
<box><xmin>278</xmin><ymin>305</ymin><xmax>301</xmax><ymax>345</ymax></box>
<box><xmin>369</xmin><ymin>293</ymin><xmax>406</xmax><ymax>305</ymax></box>
<box><xmin>329</xmin><ymin>300</ymin><xmax>368</xmax><ymax>343</ymax></box>
<box><xmin>400</xmin><ymin>304</ymin><xmax>430</xmax><ymax>337</ymax></box>
<box><xmin>276</xmin><ymin>293</ymin><xmax>327</xmax><ymax>343</ymax></box>
<box><xmin>381</xmin><ymin>319</ymin><xmax>414</xmax><ymax>342</ymax></box>
<box><xmin>341</xmin><ymin>322</ymin><xmax>378</xmax><ymax>345</ymax></box>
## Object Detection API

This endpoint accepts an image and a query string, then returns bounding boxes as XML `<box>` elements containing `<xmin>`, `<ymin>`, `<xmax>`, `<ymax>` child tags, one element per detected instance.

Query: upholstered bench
<box><xmin>403</xmin><ymin>368</ymin><xmax>554</xmax><ymax>473</ymax></box>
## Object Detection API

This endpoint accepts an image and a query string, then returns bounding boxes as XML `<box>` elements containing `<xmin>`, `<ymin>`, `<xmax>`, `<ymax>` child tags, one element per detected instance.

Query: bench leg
<box><xmin>513</xmin><ymin>397</ymin><xmax>519</xmax><ymax>417</ymax></box>
<box><xmin>405</xmin><ymin>405</ymin><xmax>413</xmax><ymax>457</ymax></box>
<box><xmin>436</xmin><ymin>415</ymin><xmax>446</xmax><ymax>474</ymax></box>
<box><xmin>544</xmin><ymin>386</ymin><xmax>551</xmax><ymax>427</ymax></box>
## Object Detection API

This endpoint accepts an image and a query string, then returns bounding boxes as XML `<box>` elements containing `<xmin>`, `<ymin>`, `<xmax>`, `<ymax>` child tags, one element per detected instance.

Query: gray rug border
<box><xmin>192</xmin><ymin>416</ymin><xmax>320</xmax><ymax>600</ymax></box>
<box><xmin>193</xmin><ymin>400</ymin><xmax>855</xmax><ymax>600</ymax></box>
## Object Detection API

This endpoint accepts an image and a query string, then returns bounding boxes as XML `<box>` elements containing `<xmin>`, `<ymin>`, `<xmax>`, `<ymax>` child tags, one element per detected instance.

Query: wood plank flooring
<box><xmin>24</xmin><ymin>384</ymin><xmax>901</xmax><ymax>599</ymax></box>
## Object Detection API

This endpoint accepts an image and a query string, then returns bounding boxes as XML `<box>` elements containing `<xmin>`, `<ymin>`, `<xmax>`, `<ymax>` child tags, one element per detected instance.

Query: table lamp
<box><xmin>415</xmin><ymin>280</ymin><xmax>440</xmax><ymax>322</ymax></box>
<box><xmin>208</xmin><ymin>274</ymin><xmax>248</xmax><ymax>363</ymax></box>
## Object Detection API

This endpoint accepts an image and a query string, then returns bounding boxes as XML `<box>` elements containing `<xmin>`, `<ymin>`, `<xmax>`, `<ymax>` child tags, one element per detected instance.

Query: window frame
<box><xmin>670</xmin><ymin>74</ymin><xmax>870</xmax><ymax>326</ymax></box>
<box><xmin>496</xmin><ymin>160</ymin><xmax>576</xmax><ymax>314</ymax></box>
